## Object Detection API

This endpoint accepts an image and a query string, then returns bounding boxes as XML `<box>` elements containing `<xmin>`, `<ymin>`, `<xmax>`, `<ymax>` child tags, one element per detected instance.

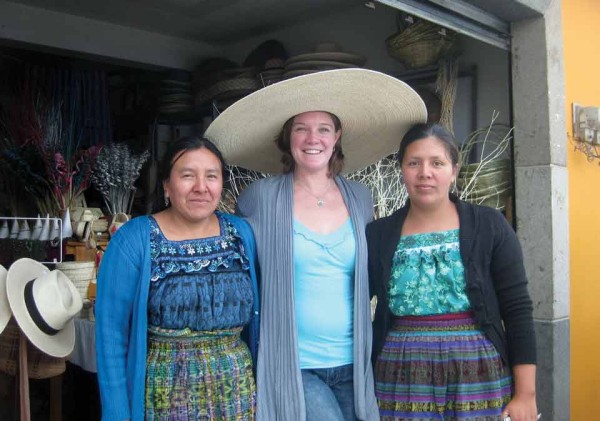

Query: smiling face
<box><xmin>289</xmin><ymin>111</ymin><xmax>341</xmax><ymax>174</ymax></box>
<box><xmin>163</xmin><ymin>147</ymin><xmax>223</xmax><ymax>224</ymax></box>
<box><xmin>401</xmin><ymin>135</ymin><xmax>458</xmax><ymax>209</ymax></box>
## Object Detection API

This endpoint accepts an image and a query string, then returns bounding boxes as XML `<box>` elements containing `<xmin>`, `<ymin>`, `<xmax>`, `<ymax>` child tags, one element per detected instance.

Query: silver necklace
<box><xmin>296</xmin><ymin>179</ymin><xmax>334</xmax><ymax>208</ymax></box>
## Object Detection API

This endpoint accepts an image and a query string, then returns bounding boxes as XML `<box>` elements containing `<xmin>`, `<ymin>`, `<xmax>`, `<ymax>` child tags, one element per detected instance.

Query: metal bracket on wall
<box><xmin>571</xmin><ymin>102</ymin><xmax>600</xmax><ymax>163</ymax></box>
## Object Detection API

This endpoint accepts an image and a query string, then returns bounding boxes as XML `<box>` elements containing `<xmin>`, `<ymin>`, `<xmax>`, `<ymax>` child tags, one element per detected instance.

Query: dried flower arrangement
<box><xmin>0</xmin><ymin>82</ymin><xmax>101</xmax><ymax>217</ymax></box>
<box><xmin>91</xmin><ymin>143</ymin><xmax>150</xmax><ymax>215</ymax></box>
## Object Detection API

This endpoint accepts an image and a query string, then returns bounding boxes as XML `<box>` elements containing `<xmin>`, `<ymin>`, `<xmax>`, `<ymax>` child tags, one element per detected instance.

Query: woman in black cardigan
<box><xmin>367</xmin><ymin>123</ymin><xmax>537</xmax><ymax>421</ymax></box>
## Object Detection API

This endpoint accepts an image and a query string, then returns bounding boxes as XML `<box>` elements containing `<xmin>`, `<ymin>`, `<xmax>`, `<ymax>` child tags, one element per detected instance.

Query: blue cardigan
<box><xmin>95</xmin><ymin>213</ymin><xmax>260</xmax><ymax>421</ymax></box>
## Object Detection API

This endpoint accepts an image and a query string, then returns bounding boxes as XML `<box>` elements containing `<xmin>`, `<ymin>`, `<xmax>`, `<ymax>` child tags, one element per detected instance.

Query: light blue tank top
<box><xmin>293</xmin><ymin>218</ymin><xmax>355</xmax><ymax>369</ymax></box>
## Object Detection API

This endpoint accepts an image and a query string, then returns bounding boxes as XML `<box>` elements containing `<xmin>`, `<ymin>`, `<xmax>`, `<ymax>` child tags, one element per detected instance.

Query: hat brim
<box><xmin>6</xmin><ymin>258</ymin><xmax>75</xmax><ymax>358</ymax></box>
<box><xmin>0</xmin><ymin>265</ymin><xmax>9</xmax><ymax>334</ymax></box>
<box><xmin>204</xmin><ymin>68</ymin><xmax>427</xmax><ymax>174</ymax></box>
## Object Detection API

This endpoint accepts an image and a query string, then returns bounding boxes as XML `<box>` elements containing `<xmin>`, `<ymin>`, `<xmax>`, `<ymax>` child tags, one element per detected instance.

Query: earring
<box><xmin>164</xmin><ymin>197</ymin><xmax>170</xmax><ymax>206</ymax></box>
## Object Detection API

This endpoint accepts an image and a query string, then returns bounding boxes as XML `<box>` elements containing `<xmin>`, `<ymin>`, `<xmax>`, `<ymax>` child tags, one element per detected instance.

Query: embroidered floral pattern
<box><xmin>147</xmin><ymin>213</ymin><xmax>253</xmax><ymax>331</ymax></box>
<box><xmin>149</xmin><ymin>214</ymin><xmax>249</xmax><ymax>282</ymax></box>
<box><xmin>388</xmin><ymin>229</ymin><xmax>470</xmax><ymax>316</ymax></box>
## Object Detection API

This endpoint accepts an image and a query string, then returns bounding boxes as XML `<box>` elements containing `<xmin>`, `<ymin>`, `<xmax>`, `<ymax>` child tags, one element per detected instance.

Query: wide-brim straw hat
<box><xmin>6</xmin><ymin>258</ymin><xmax>82</xmax><ymax>357</ymax></box>
<box><xmin>0</xmin><ymin>265</ymin><xmax>9</xmax><ymax>334</ymax></box>
<box><xmin>204</xmin><ymin>68</ymin><xmax>427</xmax><ymax>174</ymax></box>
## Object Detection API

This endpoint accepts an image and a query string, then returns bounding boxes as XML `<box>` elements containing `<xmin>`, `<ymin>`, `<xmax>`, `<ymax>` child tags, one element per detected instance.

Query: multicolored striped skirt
<box><xmin>375</xmin><ymin>312</ymin><xmax>512</xmax><ymax>421</ymax></box>
<box><xmin>145</xmin><ymin>326</ymin><xmax>256</xmax><ymax>421</ymax></box>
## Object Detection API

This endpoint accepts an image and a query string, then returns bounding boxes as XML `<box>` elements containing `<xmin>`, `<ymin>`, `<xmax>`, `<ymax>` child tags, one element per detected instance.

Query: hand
<box><xmin>501</xmin><ymin>393</ymin><xmax>538</xmax><ymax>421</ymax></box>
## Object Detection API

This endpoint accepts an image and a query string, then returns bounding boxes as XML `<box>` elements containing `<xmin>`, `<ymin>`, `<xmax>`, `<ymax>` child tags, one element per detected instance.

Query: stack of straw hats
<box><xmin>282</xmin><ymin>43</ymin><xmax>366</xmax><ymax>80</ymax></box>
<box><xmin>195</xmin><ymin>68</ymin><xmax>259</xmax><ymax>111</ymax></box>
<box><xmin>159</xmin><ymin>70</ymin><xmax>194</xmax><ymax>114</ymax></box>
<box><xmin>244</xmin><ymin>40</ymin><xmax>288</xmax><ymax>88</ymax></box>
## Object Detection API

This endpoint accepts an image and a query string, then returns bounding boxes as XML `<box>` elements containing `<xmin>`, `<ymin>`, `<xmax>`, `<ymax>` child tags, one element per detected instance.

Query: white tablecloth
<box><xmin>68</xmin><ymin>318</ymin><xmax>97</xmax><ymax>373</ymax></box>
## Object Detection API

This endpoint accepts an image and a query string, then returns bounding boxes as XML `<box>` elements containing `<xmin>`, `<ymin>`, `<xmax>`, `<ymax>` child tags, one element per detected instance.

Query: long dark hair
<box><xmin>274</xmin><ymin>111</ymin><xmax>345</xmax><ymax>175</ymax></box>
<box><xmin>397</xmin><ymin>123</ymin><xmax>460</xmax><ymax>167</ymax></box>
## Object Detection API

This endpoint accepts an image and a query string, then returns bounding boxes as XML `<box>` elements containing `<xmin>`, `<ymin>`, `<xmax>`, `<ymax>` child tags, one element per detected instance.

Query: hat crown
<box><xmin>6</xmin><ymin>258</ymin><xmax>80</xmax><ymax>357</ymax></box>
<box><xmin>30</xmin><ymin>270</ymin><xmax>82</xmax><ymax>331</ymax></box>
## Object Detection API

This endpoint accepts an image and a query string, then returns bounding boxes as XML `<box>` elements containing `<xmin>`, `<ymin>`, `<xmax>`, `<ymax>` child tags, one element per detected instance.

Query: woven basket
<box><xmin>56</xmin><ymin>261</ymin><xmax>96</xmax><ymax>282</ymax></box>
<box><xmin>387</xmin><ymin>37</ymin><xmax>454</xmax><ymax>69</ymax></box>
<box><xmin>460</xmin><ymin>159</ymin><xmax>511</xmax><ymax>176</ymax></box>
<box><xmin>475</xmin><ymin>187</ymin><xmax>512</xmax><ymax>210</ymax></box>
<box><xmin>0</xmin><ymin>319</ymin><xmax>66</xmax><ymax>379</ymax></box>
<box><xmin>56</xmin><ymin>261</ymin><xmax>96</xmax><ymax>303</ymax></box>
<box><xmin>459</xmin><ymin>170</ymin><xmax>511</xmax><ymax>192</ymax></box>
<box><xmin>458</xmin><ymin>159</ymin><xmax>512</xmax><ymax>210</ymax></box>
<box><xmin>386</xmin><ymin>19</ymin><xmax>456</xmax><ymax>69</ymax></box>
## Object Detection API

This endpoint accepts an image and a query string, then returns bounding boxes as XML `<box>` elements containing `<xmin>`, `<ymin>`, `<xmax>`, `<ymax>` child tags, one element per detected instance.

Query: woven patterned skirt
<box><xmin>145</xmin><ymin>326</ymin><xmax>255</xmax><ymax>421</ymax></box>
<box><xmin>375</xmin><ymin>312</ymin><xmax>512</xmax><ymax>421</ymax></box>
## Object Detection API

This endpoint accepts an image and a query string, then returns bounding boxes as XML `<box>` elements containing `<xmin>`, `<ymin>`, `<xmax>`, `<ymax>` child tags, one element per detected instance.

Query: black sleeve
<box><xmin>489</xmin><ymin>210</ymin><xmax>537</xmax><ymax>365</ymax></box>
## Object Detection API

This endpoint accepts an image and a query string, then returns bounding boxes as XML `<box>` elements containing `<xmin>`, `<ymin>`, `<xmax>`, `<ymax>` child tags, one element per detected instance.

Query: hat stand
<box><xmin>18</xmin><ymin>331</ymin><xmax>30</xmax><ymax>421</ymax></box>
<box><xmin>0</xmin><ymin>216</ymin><xmax>66</xmax><ymax>421</ymax></box>
<box><xmin>10</xmin><ymin>316</ymin><xmax>63</xmax><ymax>421</ymax></box>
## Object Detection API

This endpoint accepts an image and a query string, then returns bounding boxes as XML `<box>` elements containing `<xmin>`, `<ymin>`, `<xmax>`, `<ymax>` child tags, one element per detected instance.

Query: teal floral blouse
<box><xmin>388</xmin><ymin>229</ymin><xmax>470</xmax><ymax>316</ymax></box>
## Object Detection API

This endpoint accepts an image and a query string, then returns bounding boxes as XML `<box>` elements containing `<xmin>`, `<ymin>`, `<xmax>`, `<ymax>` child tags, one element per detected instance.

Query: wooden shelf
<box><xmin>65</xmin><ymin>240</ymin><xmax>108</xmax><ymax>262</ymax></box>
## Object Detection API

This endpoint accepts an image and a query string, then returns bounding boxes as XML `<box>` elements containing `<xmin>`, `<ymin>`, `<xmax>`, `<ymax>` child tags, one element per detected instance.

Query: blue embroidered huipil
<box><xmin>147</xmin><ymin>214</ymin><xmax>253</xmax><ymax>330</ymax></box>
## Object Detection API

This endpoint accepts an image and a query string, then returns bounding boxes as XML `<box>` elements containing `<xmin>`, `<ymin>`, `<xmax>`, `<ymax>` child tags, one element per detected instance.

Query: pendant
<box><xmin>317</xmin><ymin>199</ymin><xmax>325</xmax><ymax>208</ymax></box>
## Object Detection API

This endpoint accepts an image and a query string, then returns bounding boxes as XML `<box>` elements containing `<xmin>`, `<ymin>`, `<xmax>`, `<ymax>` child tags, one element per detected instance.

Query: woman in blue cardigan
<box><xmin>95</xmin><ymin>136</ymin><xmax>260</xmax><ymax>421</ymax></box>
<box><xmin>367</xmin><ymin>124</ymin><xmax>537</xmax><ymax>421</ymax></box>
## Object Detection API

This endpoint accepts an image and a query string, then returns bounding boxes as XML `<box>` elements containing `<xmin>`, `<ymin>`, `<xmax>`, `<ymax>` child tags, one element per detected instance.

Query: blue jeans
<box><xmin>301</xmin><ymin>363</ymin><xmax>356</xmax><ymax>421</ymax></box>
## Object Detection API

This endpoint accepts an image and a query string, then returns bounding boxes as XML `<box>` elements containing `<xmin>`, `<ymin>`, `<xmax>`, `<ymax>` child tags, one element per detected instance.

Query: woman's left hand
<box><xmin>501</xmin><ymin>393</ymin><xmax>538</xmax><ymax>421</ymax></box>
<box><xmin>502</xmin><ymin>364</ymin><xmax>538</xmax><ymax>421</ymax></box>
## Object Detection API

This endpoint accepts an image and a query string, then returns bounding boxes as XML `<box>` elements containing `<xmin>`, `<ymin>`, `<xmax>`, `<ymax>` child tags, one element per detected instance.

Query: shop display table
<box><xmin>68</xmin><ymin>318</ymin><xmax>96</xmax><ymax>373</ymax></box>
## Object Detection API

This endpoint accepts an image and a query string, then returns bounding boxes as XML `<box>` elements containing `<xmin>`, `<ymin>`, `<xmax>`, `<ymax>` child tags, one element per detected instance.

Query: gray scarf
<box><xmin>236</xmin><ymin>173</ymin><xmax>380</xmax><ymax>421</ymax></box>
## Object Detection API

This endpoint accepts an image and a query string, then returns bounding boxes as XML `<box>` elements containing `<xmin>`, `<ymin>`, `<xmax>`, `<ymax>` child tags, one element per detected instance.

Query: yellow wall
<box><xmin>563</xmin><ymin>0</ymin><xmax>600</xmax><ymax>417</ymax></box>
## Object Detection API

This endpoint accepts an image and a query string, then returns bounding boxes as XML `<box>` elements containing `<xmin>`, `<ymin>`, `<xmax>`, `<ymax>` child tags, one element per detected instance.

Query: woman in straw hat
<box><xmin>205</xmin><ymin>68</ymin><xmax>427</xmax><ymax>421</ymax></box>
<box><xmin>95</xmin><ymin>137</ymin><xmax>260</xmax><ymax>421</ymax></box>
<box><xmin>367</xmin><ymin>124</ymin><xmax>537</xmax><ymax>421</ymax></box>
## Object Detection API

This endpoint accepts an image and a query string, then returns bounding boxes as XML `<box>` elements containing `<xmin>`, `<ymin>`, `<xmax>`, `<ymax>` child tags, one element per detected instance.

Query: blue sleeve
<box><xmin>224</xmin><ymin>214</ymin><xmax>260</xmax><ymax>366</ymax></box>
<box><xmin>95</xmin><ymin>226</ymin><xmax>142</xmax><ymax>421</ymax></box>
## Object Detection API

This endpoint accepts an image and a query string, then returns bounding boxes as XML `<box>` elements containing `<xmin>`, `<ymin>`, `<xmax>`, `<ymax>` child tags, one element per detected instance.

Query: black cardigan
<box><xmin>366</xmin><ymin>194</ymin><xmax>537</xmax><ymax>367</ymax></box>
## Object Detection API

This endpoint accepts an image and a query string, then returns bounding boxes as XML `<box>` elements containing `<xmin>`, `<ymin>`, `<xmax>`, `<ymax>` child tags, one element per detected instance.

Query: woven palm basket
<box><xmin>56</xmin><ymin>261</ymin><xmax>96</xmax><ymax>302</ymax></box>
<box><xmin>386</xmin><ymin>19</ymin><xmax>456</xmax><ymax>69</ymax></box>
<box><xmin>458</xmin><ymin>159</ymin><xmax>512</xmax><ymax>210</ymax></box>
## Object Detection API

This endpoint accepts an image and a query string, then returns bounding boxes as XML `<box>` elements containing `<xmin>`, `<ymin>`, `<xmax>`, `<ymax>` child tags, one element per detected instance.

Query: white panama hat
<box><xmin>0</xmin><ymin>264</ymin><xmax>9</xmax><ymax>334</ymax></box>
<box><xmin>204</xmin><ymin>68</ymin><xmax>427</xmax><ymax>174</ymax></box>
<box><xmin>6</xmin><ymin>258</ymin><xmax>82</xmax><ymax>357</ymax></box>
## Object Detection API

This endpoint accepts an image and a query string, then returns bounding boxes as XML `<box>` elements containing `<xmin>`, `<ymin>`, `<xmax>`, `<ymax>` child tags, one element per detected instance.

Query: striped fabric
<box><xmin>375</xmin><ymin>312</ymin><xmax>512</xmax><ymax>421</ymax></box>
<box><xmin>145</xmin><ymin>327</ymin><xmax>255</xmax><ymax>420</ymax></box>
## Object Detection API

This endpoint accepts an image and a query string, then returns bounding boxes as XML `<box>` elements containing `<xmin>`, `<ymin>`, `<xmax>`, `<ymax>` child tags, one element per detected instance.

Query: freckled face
<box><xmin>290</xmin><ymin>111</ymin><xmax>341</xmax><ymax>173</ymax></box>
<box><xmin>163</xmin><ymin>147</ymin><xmax>223</xmax><ymax>223</ymax></box>
<box><xmin>401</xmin><ymin>136</ymin><xmax>458</xmax><ymax>208</ymax></box>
